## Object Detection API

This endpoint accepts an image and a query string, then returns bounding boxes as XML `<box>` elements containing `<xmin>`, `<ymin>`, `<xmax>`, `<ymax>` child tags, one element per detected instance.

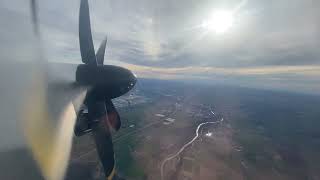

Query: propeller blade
<box><xmin>84</xmin><ymin>97</ymin><xmax>116</xmax><ymax>179</ymax></box>
<box><xmin>91</xmin><ymin>119</ymin><xmax>116</xmax><ymax>180</ymax></box>
<box><xmin>79</xmin><ymin>0</ymin><xmax>96</xmax><ymax>65</ymax></box>
<box><xmin>1</xmin><ymin>0</ymin><xmax>90</xmax><ymax>179</ymax></box>
<box><xmin>23</xmin><ymin>79</ymin><xmax>87</xmax><ymax>180</ymax></box>
<box><xmin>105</xmin><ymin>99</ymin><xmax>121</xmax><ymax>131</ymax></box>
<box><xmin>30</xmin><ymin>0</ymin><xmax>39</xmax><ymax>35</ymax></box>
<box><xmin>23</xmin><ymin>1</ymin><xmax>90</xmax><ymax>179</ymax></box>
<box><xmin>96</xmin><ymin>36</ymin><xmax>108</xmax><ymax>65</ymax></box>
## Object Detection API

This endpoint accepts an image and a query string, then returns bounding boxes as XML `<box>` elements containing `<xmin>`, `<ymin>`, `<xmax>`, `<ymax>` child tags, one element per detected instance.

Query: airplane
<box><xmin>0</xmin><ymin>0</ymin><xmax>136</xmax><ymax>179</ymax></box>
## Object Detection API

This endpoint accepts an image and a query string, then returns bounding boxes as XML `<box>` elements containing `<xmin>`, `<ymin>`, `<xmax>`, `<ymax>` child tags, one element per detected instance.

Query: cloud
<box><xmin>119</xmin><ymin>62</ymin><xmax>320</xmax><ymax>78</ymax></box>
<box><xmin>1</xmin><ymin>0</ymin><xmax>319</xmax><ymax>94</ymax></box>
<box><xmin>118</xmin><ymin>62</ymin><xmax>320</xmax><ymax>94</ymax></box>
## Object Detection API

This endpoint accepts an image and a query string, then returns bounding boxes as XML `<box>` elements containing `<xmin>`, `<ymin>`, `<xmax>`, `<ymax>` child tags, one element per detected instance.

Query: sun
<box><xmin>201</xmin><ymin>10</ymin><xmax>234</xmax><ymax>34</ymax></box>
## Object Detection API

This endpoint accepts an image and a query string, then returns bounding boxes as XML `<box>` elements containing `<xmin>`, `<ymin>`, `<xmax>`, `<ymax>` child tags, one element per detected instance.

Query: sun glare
<box><xmin>201</xmin><ymin>10</ymin><xmax>234</xmax><ymax>34</ymax></box>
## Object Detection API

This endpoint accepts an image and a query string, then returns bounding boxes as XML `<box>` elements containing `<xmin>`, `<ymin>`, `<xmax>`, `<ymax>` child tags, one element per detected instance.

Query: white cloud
<box><xmin>1</xmin><ymin>0</ymin><xmax>319</xmax><ymax>95</ymax></box>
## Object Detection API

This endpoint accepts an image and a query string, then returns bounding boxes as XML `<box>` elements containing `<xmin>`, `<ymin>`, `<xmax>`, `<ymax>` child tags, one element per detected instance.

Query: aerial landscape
<box><xmin>67</xmin><ymin>78</ymin><xmax>320</xmax><ymax>180</ymax></box>
<box><xmin>0</xmin><ymin>0</ymin><xmax>319</xmax><ymax>180</ymax></box>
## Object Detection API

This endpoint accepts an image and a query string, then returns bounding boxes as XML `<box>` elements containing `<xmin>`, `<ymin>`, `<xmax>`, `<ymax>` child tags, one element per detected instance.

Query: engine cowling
<box><xmin>76</xmin><ymin>64</ymin><xmax>136</xmax><ymax>99</ymax></box>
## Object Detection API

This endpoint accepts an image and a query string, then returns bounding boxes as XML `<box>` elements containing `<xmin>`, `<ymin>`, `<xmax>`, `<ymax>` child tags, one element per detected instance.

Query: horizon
<box><xmin>1</xmin><ymin>0</ymin><xmax>319</xmax><ymax>96</ymax></box>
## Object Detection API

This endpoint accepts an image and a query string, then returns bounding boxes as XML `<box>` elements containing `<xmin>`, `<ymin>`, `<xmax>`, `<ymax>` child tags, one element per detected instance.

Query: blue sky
<box><xmin>1</xmin><ymin>0</ymin><xmax>320</xmax><ymax>94</ymax></box>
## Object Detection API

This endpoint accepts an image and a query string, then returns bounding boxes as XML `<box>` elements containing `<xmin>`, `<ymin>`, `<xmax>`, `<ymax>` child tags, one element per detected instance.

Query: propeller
<box><xmin>30</xmin><ymin>0</ymin><xmax>39</xmax><ymax>35</ymax></box>
<box><xmin>23</xmin><ymin>1</ymin><xmax>88</xmax><ymax>180</ymax></box>
<box><xmin>78</xmin><ymin>0</ymin><xmax>121</xmax><ymax>132</ymax></box>
<box><xmin>79</xmin><ymin>0</ymin><xmax>96</xmax><ymax>65</ymax></box>
<box><xmin>76</xmin><ymin>1</ymin><xmax>134</xmax><ymax>179</ymax></box>
<box><xmin>24</xmin><ymin>0</ymin><xmax>136</xmax><ymax>179</ymax></box>
<box><xmin>96</xmin><ymin>37</ymin><xmax>108</xmax><ymax>66</ymax></box>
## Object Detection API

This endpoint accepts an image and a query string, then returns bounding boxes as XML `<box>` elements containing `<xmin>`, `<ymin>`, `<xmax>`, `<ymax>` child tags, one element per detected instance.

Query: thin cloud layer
<box><xmin>0</xmin><ymin>0</ymin><xmax>319</xmax><ymax>94</ymax></box>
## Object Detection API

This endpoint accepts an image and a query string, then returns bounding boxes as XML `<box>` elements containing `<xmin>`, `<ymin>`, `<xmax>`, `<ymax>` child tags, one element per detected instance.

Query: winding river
<box><xmin>160</xmin><ymin>108</ymin><xmax>223</xmax><ymax>180</ymax></box>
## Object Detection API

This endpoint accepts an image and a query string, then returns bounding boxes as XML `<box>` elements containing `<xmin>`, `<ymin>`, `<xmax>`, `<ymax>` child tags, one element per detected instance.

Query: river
<box><xmin>160</xmin><ymin>107</ymin><xmax>223</xmax><ymax>180</ymax></box>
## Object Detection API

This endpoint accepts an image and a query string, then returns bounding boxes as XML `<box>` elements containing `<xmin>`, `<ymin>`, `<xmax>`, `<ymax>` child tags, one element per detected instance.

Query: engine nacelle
<box><xmin>76</xmin><ymin>64</ymin><xmax>136</xmax><ymax>99</ymax></box>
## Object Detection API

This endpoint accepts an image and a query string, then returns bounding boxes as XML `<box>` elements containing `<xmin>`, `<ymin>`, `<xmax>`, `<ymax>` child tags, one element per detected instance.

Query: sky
<box><xmin>1</xmin><ymin>0</ymin><xmax>320</xmax><ymax>95</ymax></box>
